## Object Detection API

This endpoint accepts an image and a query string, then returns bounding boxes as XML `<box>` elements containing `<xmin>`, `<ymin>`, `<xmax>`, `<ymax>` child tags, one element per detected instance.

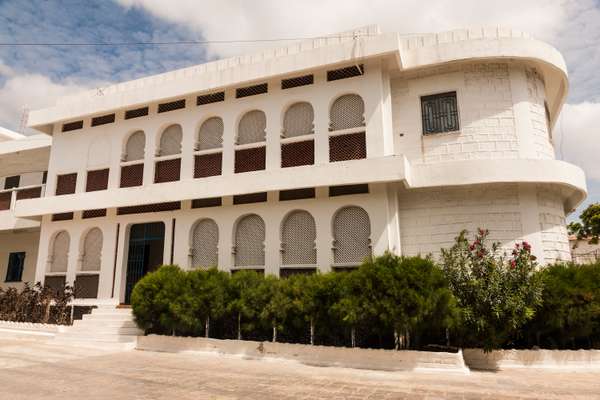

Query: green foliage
<box><xmin>227</xmin><ymin>270</ymin><xmax>265</xmax><ymax>339</ymax></box>
<box><xmin>441</xmin><ymin>229</ymin><xmax>543</xmax><ymax>352</ymax></box>
<box><xmin>0</xmin><ymin>282</ymin><xmax>73</xmax><ymax>325</ymax></box>
<box><xmin>568</xmin><ymin>203</ymin><xmax>600</xmax><ymax>244</ymax></box>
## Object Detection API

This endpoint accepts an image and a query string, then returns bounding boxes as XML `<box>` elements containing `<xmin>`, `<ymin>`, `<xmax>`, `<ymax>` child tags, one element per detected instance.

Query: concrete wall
<box><xmin>0</xmin><ymin>229</ymin><xmax>40</xmax><ymax>290</ymax></box>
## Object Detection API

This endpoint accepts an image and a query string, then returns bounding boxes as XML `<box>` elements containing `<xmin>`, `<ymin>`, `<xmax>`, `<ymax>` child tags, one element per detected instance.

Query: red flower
<box><xmin>510</xmin><ymin>260</ymin><xmax>516</xmax><ymax>269</ymax></box>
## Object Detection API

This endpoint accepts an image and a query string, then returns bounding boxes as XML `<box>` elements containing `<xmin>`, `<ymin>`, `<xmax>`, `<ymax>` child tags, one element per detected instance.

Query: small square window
<box><xmin>421</xmin><ymin>92</ymin><xmax>459</xmax><ymax>135</ymax></box>
<box><xmin>5</xmin><ymin>252</ymin><xmax>25</xmax><ymax>282</ymax></box>
<box><xmin>4</xmin><ymin>175</ymin><xmax>20</xmax><ymax>190</ymax></box>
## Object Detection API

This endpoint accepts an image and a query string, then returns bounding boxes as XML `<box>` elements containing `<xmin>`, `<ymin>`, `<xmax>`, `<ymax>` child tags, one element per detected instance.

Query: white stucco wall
<box><xmin>0</xmin><ymin>229</ymin><xmax>40</xmax><ymax>290</ymax></box>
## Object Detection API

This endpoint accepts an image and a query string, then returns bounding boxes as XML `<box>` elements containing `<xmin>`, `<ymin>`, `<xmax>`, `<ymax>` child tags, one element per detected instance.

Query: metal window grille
<box><xmin>120</xmin><ymin>164</ymin><xmax>144</xmax><ymax>188</ymax></box>
<box><xmin>236</xmin><ymin>83</ymin><xmax>268</xmax><ymax>98</ymax></box>
<box><xmin>16</xmin><ymin>187</ymin><xmax>42</xmax><ymax>200</ymax></box>
<box><xmin>279</xmin><ymin>268</ymin><xmax>316</xmax><ymax>278</ymax></box>
<box><xmin>234</xmin><ymin>147</ymin><xmax>266</xmax><ymax>173</ymax></box>
<box><xmin>55</xmin><ymin>173</ymin><xmax>77</xmax><ymax>195</ymax></box>
<box><xmin>194</xmin><ymin>153</ymin><xmax>222</xmax><ymax>178</ymax></box>
<box><xmin>233</xmin><ymin>192</ymin><xmax>267</xmax><ymax>205</ymax></box>
<box><xmin>281</xmin><ymin>210</ymin><xmax>317</xmax><ymax>265</ymax></box>
<box><xmin>158</xmin><ymin>124</ymin><xmax>183</xmax><ymax>156</ymax></box>
<box><xmin>421</xmin><ymin>92</ymin><xmax>459</xmax><ymax>134</ymax></box>
<box><xmin>191</xmin><ymin>219</ymin><xmax>219</xmax><ymax>268</ymax></box>
<box><xmin>50</xmin><ymin>231</ymin><xmax>70</xmax><ymax>273</ymax></box>
<box><xmin>62</xmin><ymin>120</ymin><xmax>84</xmax><ymax>132</ymax></box>
<box><xmin>124</xmin><ymin>130</ymin><xmax>145</xmax><ymax>161</ymax></box>
<box><xmin>279</xmin><ymin>188</ymin><xmax>315</xmax><ymax>201</ymax></box>
<box><xmin>5</xmin><ymin>252</ymin><xmax>25</xmax><ymax>282</ymax></box>
<box><xmin>329</xmin><ymin>94</ymin><xmax>365</xmax><ymax>131</ymax></box>
<box><xmin>197</xmin><ymin>91</ymin><xmax>225</xmax><ymax>106</ymax></box>
<box><xmin>4</xmin><ymin>175</ymin><xmax>20</xmax><ymax>189</ymax></box>
<box><xmin>74</xmin><ymin>274</ymin><xmax>99</xmax><ymax>299</ymax></box>
<box><xmin>154</xmin><ymin>158</ymin><xmax>181</xmax><ymax>183</ymax></box>
<box><xmin>332</xmin><ymin>206</ymin><xmax>372</xmax><ymax>264</ymax></box>
<box><xmin>237</xmin><ymin>110</ymin><xmax>266</xmax><ymax>144</ymax></box>
<box><xmin>82</xmin><ymin>209</ymin><xmax>107</xmax><ymax>219</ymax></box>
<box><xmin>86</xmin><ymin>169</ymin><xmax>109</xmax><ymax>192</ymax></box>
<box><xmin>191</xmin><ymin>197</ymin><xmax>222</xmax><ymax>209</ymax></box>
<box><xmin>281</xmin><ymin>140</ymin><xmax>314</xmax><ymax>168</ymax></box>
<box><xmin>327</xmin><ymin>64</ymin><xmax>364</xmax><ymax>81</ymax></box>
<box><xmin>0</xmin><ymin>192</ymin><xmax>11</xmax><ymax>210</ymax></box>
<box><xmin>329</xmin><ymin>184</ymin><xmax>369</xmax><ymax>197</ymax></box>
<box><xmin>91</xmin><ymin>113</ymin><xmax>115</xmax><ymax>127</ymax></box>
<box><xmin>329</xmin><ymin>132</ymin><xmax>366</xmax><ymax>162</ymax></box>
<box><xmin>197</xmin><ymin>117</ymin><xmax>223</xmax><ymax>150</ymax></box>
<box><xmin>52</xmin><ymin>212</ymin><xmax>74</xmax><ymax>221</ymax></box>
<box><xmin>158</xmin><ymin>99</ymin><xmax>186</xmax><ymax>113</ymax></box>
<box><xmin>125</xmin><ymin>106</ymin><xmax>149</xmax><ymax>120</ymax></box>
<box><xmin>234</xmin><ymin>214</ymin><xmax>265</xmax><ymax>267</ymax></box>
<box><xmin>81</xmin><ymin>228</ymin><xmax>102</xmax><ymax>271</ymax></box>
<box><xmin>44</xmin><ymin>275</ymin><xmax>66</xmax><ymax>295</ymax></box>
<box><xmin>116</xmin><ymin>202</ymin><xmax>180</xmax><ymax>215</ymax></box>
<box><xmin>281</xmin><ymin>74</ymin><xmax>314</xmax><ymax>90</ymax></box>
<box><xmin>283</xmin><ymin>102</ymin><xmax>314</xmax><ymax>138</ymax></box>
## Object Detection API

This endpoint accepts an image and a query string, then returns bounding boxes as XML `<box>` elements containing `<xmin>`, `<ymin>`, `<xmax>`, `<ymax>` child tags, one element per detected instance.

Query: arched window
<box><xmin>81</xmin><ymin>228</ymin><xmax>102</xmax><ymax>271</ymax></box>
<box><xmin>332</xmin><ymin>206</ymin><xmax>371</xmax><ymax>265</ymax></box>
<box><xmin>234</xmin><ymin>214</ymin><xmax>265</xmax><ymax>267</ymax></box>
<box><xmin>197</xmin><ymin>117</ymin><xmax>223</xmax><ymax>150</ymax></box>
<box><xmin>283</xmin><ymin>102</ymin><xmax>314</xmax><ymax>138</ymax></box>
<box><xmin>50</xmin><ymin>231</ymin><xmax>70</xmax><ymax>273</ymax></box>
<box><xmin>191</xmin><ymin>219</ymin><xmax>219</xmax><ymax>268</ymax></box>
<box><xmin>329</xmin><ymin>94</ymin><xmax>365</xmax><ymax>131</ymax></box>
<box><xmin>158</xmin><ymin>124</ymin><xmax>183</xmax><ymax>156</ymax></box>
<box><xmin>281</xmin><ymin>210</ymin><xmax>316</xmax><ymax>265</ymax></box>
<box><xmin>237</xmin><ymin>110</ymin><xmax>266</xmax><ymax>145</ymax></box>
<box><xmin>123</xmin><ymin>130</ymin><xmax>145</xmax><ymax>162</ymax></box>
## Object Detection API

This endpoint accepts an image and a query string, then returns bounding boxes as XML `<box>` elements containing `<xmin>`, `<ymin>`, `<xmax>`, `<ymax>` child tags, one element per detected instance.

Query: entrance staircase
<box><xmin>52</xmin><ymin>306</ymin><xmax>142</xmax><ymax>350</ymax></box>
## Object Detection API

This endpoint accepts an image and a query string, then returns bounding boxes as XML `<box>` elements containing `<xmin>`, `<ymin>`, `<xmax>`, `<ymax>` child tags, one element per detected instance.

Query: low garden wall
<box><xmin>463</xmin><ymin>349</ymin><xmax>600</xmax><ymax>371</ymax></box>
<box><xmin>137</xmin><ymin>335</ymin><xmax>469</xmax><ymax>373</ymax></box>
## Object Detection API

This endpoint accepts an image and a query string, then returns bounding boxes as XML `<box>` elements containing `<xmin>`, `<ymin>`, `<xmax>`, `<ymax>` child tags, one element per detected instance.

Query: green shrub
<box><xmin>227</xmin><ymin>270</ymin><xmax>265</xmax><ymax>340</ymax></box>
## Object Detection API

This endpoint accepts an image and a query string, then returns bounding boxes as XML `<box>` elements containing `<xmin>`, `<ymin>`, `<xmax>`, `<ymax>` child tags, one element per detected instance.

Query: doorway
<box><xmin>124</xmin><ymin>222</ymin><xmax>165</xmax><ymax>304</ymax></box>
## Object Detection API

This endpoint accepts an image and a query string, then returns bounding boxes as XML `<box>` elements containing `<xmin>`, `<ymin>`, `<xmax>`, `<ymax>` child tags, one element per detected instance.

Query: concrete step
<box><xmin>50</xmin><ymin>338</ymin><xmax>137</xmax><ymax>351</ymax></box>
<box><xmin>67</xmin><ymin>326</ymin><xmax>142</xmax><ymax>336</ymax></box>
<box><xmin>82</xmin><ymin>313</ymin><xmax>135</xmax><ymax>321</ymax></box>
<box><xmin>55</xmin><ymin>332</ymin><xmax>138</xmax><ymax>343</ymax></box>
<box><xmin>72</xmin><ymin>319</ymin><xmax>138</xmax><ymax>329</ymax></box>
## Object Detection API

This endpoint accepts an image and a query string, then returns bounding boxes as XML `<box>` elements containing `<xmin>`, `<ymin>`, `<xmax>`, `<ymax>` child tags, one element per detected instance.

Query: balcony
<box><xmin>0</xmin><ymin>183</ymin><xmax>46</xmax><ymax>230</ymax></box>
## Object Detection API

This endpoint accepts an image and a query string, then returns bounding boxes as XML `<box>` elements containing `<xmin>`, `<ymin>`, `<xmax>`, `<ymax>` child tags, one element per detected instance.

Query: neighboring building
<box><xmin>0</xmin><ymin>129</ymin><xmax>50</xmax><ymax>289</ymax></box>
<box><xmin>6</xmin><ymin>26</ymin><xmax>587</xmax><ymax>306</ymax></box>
<box><xmin>569</xmin><ymin>235</ymin><xmax>600</xmax><ymax>264</ymax></box>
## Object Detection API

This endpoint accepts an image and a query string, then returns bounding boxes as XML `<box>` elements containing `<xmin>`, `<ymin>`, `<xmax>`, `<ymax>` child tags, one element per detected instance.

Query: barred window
<box><xmin>281</xmin><ymin>210</ymin><xmax>316</xmax><ymax>266</ymax></box>
<box><xmin>81</xmin><ymin>228</ymin><xmax>102</xmax><ymax>271</ymax></box>
<box><xmin>329</xmin><ymin>94</ymin><xmax>365</xmax><ymax>131</ymax></box>
<box><xmin>421</xmin><ymin>92</ymin><xmax>459</xmax><ymax>134</ymax></box>
<box><xmin>55</xmin><ymin>173</ymin><xmax>77</xmax><ymax>195</ymax></box>
<box><xmin>197</xmin><ymin>117</ymin><xmax>223</xmax><ymax>150</ymax></box>
<box><xmin>191</xmin><ymin>219</ymin><xmax>219</xmax><ymax>268</ymax></box>
<box><xmin>123</xmin><ymin>131</ymin><xmax>146</xmax><ymax>162</ymax></box>
<box><xmin>332</xmin><ymin>206</ymin><xmax>371</xmax><ymax>265</ymax></box>
<box><xmin>234</xmin><ymin>214</ymin><xmax>265</xmax><ymax>267</ymax></box>
<box><xmin>50</xmin><ymin>231</ymin><xmax>70</xmax><ymax>273</ymax></box>
<box><xmin>158</xmin><ymin>124</ymin><xmax>183</xmax><ymax>156</ymax></box>
<box><xmin>283</xmin><ymin>102</ymin><xmax>314</xmax><ymax>138</ymax></box>
<box><xmin>237</xmin><ymin>110</ymin><xmax>266</xmax><ymax>145</ymax></box>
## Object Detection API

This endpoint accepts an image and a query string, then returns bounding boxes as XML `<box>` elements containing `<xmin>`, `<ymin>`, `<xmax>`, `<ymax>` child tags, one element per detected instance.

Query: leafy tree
<box><xmin>227</xmin><ymin>271</ymin><xmax>264</xmax><ymax>340</ymax></box>
<box><xmin>332</xmin><ymin>269</ymin><xmax>368</xmax><ymax>347</ymax></box>
<box><xmin>441</xmin><ymin>229</ymin><xmax>544</xmax><ymax>352</ymax></box>
<box><xmin>258</xmin><ymin>276</ymin><xmax>294</xmax><ymax>342</ymax></box>
<box><xmin>568</xmin><ymin>203</ymin><xmax>600</xmax><ymax>244</ymax></box>
<box><xmin>286</xmin><ymin>273</ymin><xmax>331</xmax><ymax>345</ymax></box>
<box><xmin>185</xmin><ymin>268</ymin><xmax>230</xmax><ymax>338</ymax></box>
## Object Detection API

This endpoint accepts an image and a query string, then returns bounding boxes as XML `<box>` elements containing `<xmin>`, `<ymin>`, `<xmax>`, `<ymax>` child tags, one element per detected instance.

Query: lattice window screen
<box><xmin>50</xmin><ymin>231</ymin><xmax>70</xmax><ymax>273</ymax></box>
<box><xmin>237</xmin><ymin>110</ymin><xmax>266</xmax><ymax>145</ymax></box>
<box><xmin>124</xmin><ymin>131</ymin><xmax>145</xmax><ymax>161</ymax></box>
<box><xmin>159</xmin><ymin>124</ymin><xmax>183</xmax><ymax>156</ymax></box>
<box><xmin>81</xmin><ymin>228</ymin><xmax>102</xmax><ymax>271</ymax></box>
<box><xmin>333</xmin><ymin>206</ymin><xmax>371</xmax><ymax>264</ymax></box>
<box><xmin>234</xmin><ymin>214</ymin><xmax>265</xmax><ymax>267</ymax></box>
<box><xmin>191</xmin><ymin>219</ymin><xmax>219</xmax><ymax>268</ymax></box>
<box><xmin>281</xmin><ymin>211</ymin><xmax>317</xmax><ymax>265</ymax></box>
<box><xmin>197</xmin><ymin>117</ymin><xmax>224</xmax><ymax>150</ymax></box>
<box><xmin>283</xmin><ymin>102</ymin><xmax>314</xmax><ymax>137</ymax></box>
<box><xmin>329</xmin><ymin>94</ymin><xmax>365</xmax><ymax>131</ymax></box>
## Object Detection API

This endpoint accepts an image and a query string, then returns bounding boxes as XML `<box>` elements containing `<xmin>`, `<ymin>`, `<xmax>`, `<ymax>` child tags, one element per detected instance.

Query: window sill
<box><xmin>422</xmin><ymin>130</ymin><xmax>461</xmax><ymax>137</ymax></box>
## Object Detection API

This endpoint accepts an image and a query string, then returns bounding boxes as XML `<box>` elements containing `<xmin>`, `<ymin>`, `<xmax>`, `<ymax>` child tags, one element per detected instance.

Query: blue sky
<box><xmin>0</xmin><ymin>0</ymin><xmax>598</xmax><ymax>221</ymax></box>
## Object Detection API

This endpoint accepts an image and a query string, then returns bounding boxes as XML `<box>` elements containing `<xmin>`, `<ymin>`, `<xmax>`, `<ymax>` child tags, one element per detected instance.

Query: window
<box><xmin>281</xmin><ymin>211</ymin><xmax>316</xmax><ymax>266</ymax></box>
<box><xmin>158</xmin><ymin>99</ymin><xmax>186</xmax><ymax>113</ymax></box>
<box><xmin>5</xmin><ymin>252</ymin><xmax>25</xmax><ymax>282</ymax></box>
<box><xmin>332</xmin><ymin>206</ymin><xmax>371</xmax><ymax>265</ymax></box>
<box><xmin>283</xmin><ymin>102</ymin><xmax>314</xmax><ymax>138</ymax></box>
<box><xmin>237</xmin><ymin>110</ymin><xmax>266</xmax><ymax>145</ymax></box>
<box><xmin>329</xmin><ymin>94</ymin><xmax>365</xmax><ymax>131</ymax></box>
<box><xmin>55</xmin><ymin>173</ymin><xmax>77</xmax><ymax>195</ymax></box>
<box><xmin>91</xmin><ymin>113</ymin><xmax>115</xmax><ymax>127</ymax></box>
<box><xmin>327</xmin><ymin>65</ymin><xmax>364</xmax><ymax>81</ymax></box>
<box><xmin>329</xmin><ymin>94</ymin><xmax>366</xmax><ymax>162</ymax></box>
<box><xmin>86</xmin><ymin>169</ymin><xmax>109</xmax><ymax>192</ymax></box>
<box><xmin>81</xmin><ymin>228</ymin><xmax>102</xmax><ymax>271</ymax></box>
<box><xmin>195</xmin><ymin>117</ymin><xmax>224</xmax><ymax>178</ymax></box>
<box><xmin>281</xmin><ymin>74</ymin><xmax>314</xmax><ymax>89</ymax></box>
<box><xmin>197</xmin><ymin>92</ymin><xmax>225</xmax><ymax>106</ymax></box>
<box><xmin>421</xmin><ymin>92</ymin><xmax>459</xmax><ymax>134</ymax></box>
<box><xmin>62</xmin><ymin>120</ymin><xmax>83</xmax><ymax>132</ymax></box>
<box><xmin>191</xmin><ymin>219</ymin><xmax>219</xmax><ymax>268</ymax></box>
<box><xmin>49</xmin><ymin>231</ymin><xmax>70</xmax><ymax>273</ymax></box>
<box><xmin>158</xmin><ymin>124</ymin><xmax>182</xmax><ymax>156</ymax></box>
<box><xmin>236</xmin><ymin>83</ymin><xmax>268</xmax><ymax>98</ymax></box>
<box><xmin>234</xmin><ymin>214</ymin><xmax>265</xmax><ymax>267</ymax></box>
<box><xmin>125</xmin><ymin>106</ymin><xmax>149</xmax><ymax>120</ymax></box>
<box><xmin>4</xmin><ymin>175</ymin><xmax>20</xmax><ymax>190</ymax></box>
<box><xmin>123</xmin><ymin>131</ymin><xmax>146</xmax><ymax>161</ymax></box>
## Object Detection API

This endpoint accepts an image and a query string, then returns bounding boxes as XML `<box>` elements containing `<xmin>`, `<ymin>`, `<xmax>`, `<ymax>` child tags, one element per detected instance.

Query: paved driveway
<box><xmin>0</xmin><ymin>338</ymin><xmax>599</xmax><ymax>399</ymax></box>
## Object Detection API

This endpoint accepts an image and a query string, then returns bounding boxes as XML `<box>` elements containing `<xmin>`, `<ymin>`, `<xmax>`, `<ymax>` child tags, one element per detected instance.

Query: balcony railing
<box><xmin>0</xmin><ymin>184</ymin><xmax>46</xmax><ymax>211</ymax></box>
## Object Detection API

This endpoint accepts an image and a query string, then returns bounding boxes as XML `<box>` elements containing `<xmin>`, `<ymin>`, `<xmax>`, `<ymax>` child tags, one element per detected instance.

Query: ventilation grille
<box><xmin>124</xmin><ymin>131</ymin><xmax>145</xmax><ymax>161</ymax></box>
<box><xmin>45</xmin><ymin>276</ymin><xmax>66</xmax><ymax>294</ymax></box>
<box><xmin>81</xmin><ymin>228</ymin><xmax>103</xmax><ymax>271</ymax></box>
<box><xmin>197</xmin><ymin>91</ymin><xmax>225</xmax><ymax>106</ymax></box>
<box><xmin>62</xmin><ymin>121</ymin><xmax>84</xmax><ymax>132</ymax></box>
<box><xmin>91</xmin><ymin>113</ymin><xmax>115</xmax><ymax>127</ymax></box>
<box><xmin>283</xmin><ymin>102</ymin><xmax>314</xmax><ymax>137</ymax></box>
<box><xmin>52</xmin><ymin>212</ymin><xmax>74</xmax><ymax>221</ymax></box>
<box><xmin>86</xmin><ymin>169</ymin><xmax>109</xmax><ymax>192</ymax></box>
<box><xmin>233</xmin><ymin>192</ymin><xmax>267</xmax><ymax>205</ymax></box>
<box><xmin>279</xmin><ymin>188</ymin><xmax>315</xmax><ymax>201</ymax></box>
<box><xmin>236</xmin><ymin>83</ymin><xmax>268</xmax><ymax>98</ymax></box>
<box><xmin>329</xmin><ymin>94</ymin><xmax>365</xmax><ymax>131</ymax></box>
<box><xmin>329</xmin><ymin>184</ymin><xmax>369</xmax><ymax>197</ymax></box>
<box><xmin>329</xmin><ymin>132</ymin><xmax>366</xmax><ymax>162</ymax></box>
<box><xmin>192</xmin><ymin>197</ymin><xmax>222</xmax><ymax>209</ymax></box>
<box><xmin>16</xmin><ymin>187</ymin><xmax>42</xmax><ymax>200</ymax></box>
<box><xmin>50</xmin><ymin>232</ymin><xmax>69</xmax><ymax>272</ymax></box>
<box><xmin>197</xmin><ymin>117</ymin><xmax>224</xmax><ymax>150</ymax></box>
<box><xmin>120</xmin><ymin>164</ymin><xmax>144</xmax><ymax>188</ymax></box>
<box><xmin>333</xmin><ymin>206</ymin><xmax>372</xmax><ymax>264</ymax></box>
<box><xmin>55</xmin><ymin>173</ymin><xmax>77</xmax><ymax>195</ymax></box>
<box><xmin>154</xmin><ymin>158</ymin><xmax>181</xmax><ymax>183</ymax></box>
<box><xmin>234</xmin><ymin>214</ymin><xmax>265</xmax><ymax>267</ymax></box>
<box><xmin>327</xmin><ymin>64</ymin><xmax>364</xmax><ymax>81</ymax></box>
<box><xmin>74</xmin><ymin>274</ymin><xmax>99</xmax><ymax>299</ymax></box>
<box><xmin>191</xmin><ymin>219</ymin><xmax>219</xmax><ymax>268</ymax></box>
<box><xmin>234</xmin><ymin>147</ymin><xmax>266</xmax><ymax>173</ymax></box>
<box><xmin>125</xmin><ymin>107</ymin><xmax>149</xmax><ymax>120</ymax></box>
<box><xmin>158</xmin><ymin>99</ymin><xmax>186</xmax><ymax>113</ymax></box>
<box><xmin>237</xmin><ymin>110</ymin><xmax>266</xmax><ymax>144</ymax></box>
<box><xmin>82</xmin><ymin>209</ymin><xmax>107</xmax><ymax>219</ymax></box>
<box><xmin>117</xmin><ymin>202</ymin><xmax>181</xmax><ymax>215</ymax></box>
<box><xmin>194</xmin><ymin>153</ymin><xmax>222</xmax><ymax>178</ymax></box>
<box><xmin>281</xmin><ymin>210</ymin><xmax>317</xmax><ymax>265</ymax></box>
<box><xmin>281</xmin><ymin>140</ymin><xmax>314</xmax><ymax>168</ymax></box>
<box><xmin>281</xmin><ymin>74</ymin><xmax>314</xmax><ymax>89</ymax></box>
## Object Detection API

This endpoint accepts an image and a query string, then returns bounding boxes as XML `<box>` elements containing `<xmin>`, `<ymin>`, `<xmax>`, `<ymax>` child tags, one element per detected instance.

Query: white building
<box><xmin>2</xmin><ymin>26</ymin><xmax>587</xmax><ymax>306</ymax></box>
